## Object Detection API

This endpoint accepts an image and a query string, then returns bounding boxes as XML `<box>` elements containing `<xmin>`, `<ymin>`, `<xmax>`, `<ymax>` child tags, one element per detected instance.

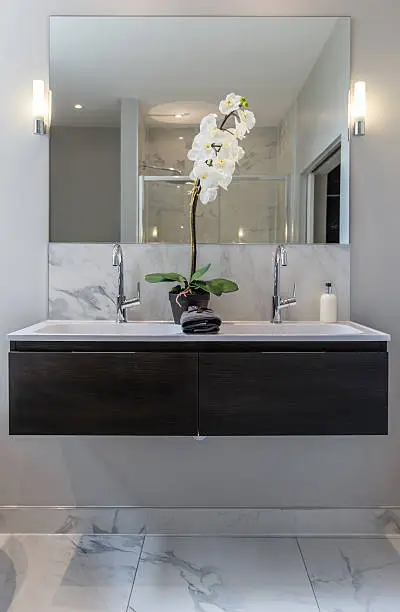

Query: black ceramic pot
<box><xmin>169</xmin><ymin>291</ymin><xmax>210</xmax><ymax>324</ymax></box>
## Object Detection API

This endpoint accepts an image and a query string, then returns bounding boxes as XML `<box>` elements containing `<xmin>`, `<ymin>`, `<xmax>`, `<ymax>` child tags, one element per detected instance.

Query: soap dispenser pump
<box><xmin>320</xmin><ymin>282</ymin><xmax>337</xmax><ymax>323</ymax></box>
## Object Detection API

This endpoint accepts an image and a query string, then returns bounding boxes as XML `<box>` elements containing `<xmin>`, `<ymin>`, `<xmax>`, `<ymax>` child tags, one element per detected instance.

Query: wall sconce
<box><xmin>32</xmin><ymin>80</ymin><xmax>51</xmax><ymax>135</ymax></box>
<box><xmin>237</xmin><ymin>227</ymin><xmax>247</xmax><ymax>243</ymax></box>
<box><xmin>352</xmin><ymin>81</ymin><xmax>366</xmax><ymax>136</ymax></box>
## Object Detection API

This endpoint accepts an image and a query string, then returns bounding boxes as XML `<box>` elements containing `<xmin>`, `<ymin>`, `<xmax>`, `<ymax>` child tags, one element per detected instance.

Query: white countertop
<box><xmin>8</xmin><ymin>320</ymin><xmax>391</xmax><ymax>343</ymax></box>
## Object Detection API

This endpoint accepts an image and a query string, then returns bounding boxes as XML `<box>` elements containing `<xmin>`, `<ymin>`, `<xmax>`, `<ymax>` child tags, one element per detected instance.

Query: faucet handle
<box><xmin>281</xmin><ymin>283</ymin><xmax>297</xmax><ymax>309</ymax></box>
<box><xmin>136</xmin><ymin>281</ymin><xmax>141</xmax><ymax>300</ymax></box>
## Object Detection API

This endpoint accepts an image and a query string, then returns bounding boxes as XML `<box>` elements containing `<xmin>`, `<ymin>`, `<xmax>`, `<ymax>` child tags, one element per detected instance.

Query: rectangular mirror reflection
<box><xmin>49</xmin><ymin>16</ymin><xmax>350</xmax><ymax>244</ymax></box>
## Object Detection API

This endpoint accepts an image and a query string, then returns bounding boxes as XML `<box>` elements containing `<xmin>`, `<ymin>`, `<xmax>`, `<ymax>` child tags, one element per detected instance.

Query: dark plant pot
<box><xmin>169</xmin><ymin>291</ymin><xmax>210</xmax><ymax>324</ymax></box>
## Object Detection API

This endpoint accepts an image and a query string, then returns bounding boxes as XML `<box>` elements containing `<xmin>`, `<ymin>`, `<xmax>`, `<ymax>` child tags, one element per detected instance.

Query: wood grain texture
<box><xmin>199</xmin><ymin>352</ymin><xmax>388</xmax><ymax>436</ymax></box>
<box><xmin>10</xmin><ymin>340</ymin><xmax>388</xmax><ymax>353</ymax></box>
<box><xmin>9</xmin><ymin>352</ymin><xmax>198</xmax><ymax>435</ymax></box>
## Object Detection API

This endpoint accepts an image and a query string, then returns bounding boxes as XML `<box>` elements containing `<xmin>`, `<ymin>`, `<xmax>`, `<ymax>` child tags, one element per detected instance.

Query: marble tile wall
<box><xmin>49</xmin><ymin>243</ymin><xmax>350</xmax><ymax>322</ymax></box>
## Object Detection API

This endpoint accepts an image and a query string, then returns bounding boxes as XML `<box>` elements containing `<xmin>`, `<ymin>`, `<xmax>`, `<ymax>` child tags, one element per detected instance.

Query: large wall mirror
<box><xmin>49</xmin><ymin>16</ymin><xmax>350</xmax><ymax>245</ymax></box>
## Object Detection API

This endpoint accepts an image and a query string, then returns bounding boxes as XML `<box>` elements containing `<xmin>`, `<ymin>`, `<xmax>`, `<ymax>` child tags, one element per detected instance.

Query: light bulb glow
<box><xmin>74</xmin><ymin>104</ymin><xmax>84</xmax><ymax>110</ymax></box>
<box><xmin>32</xmin><ymin>80</ymin><xmax>47</xmax><ymax>118</ymax></box>
<box><xmin>174</xmin><ymin>113</ymin><xmax>183</xmax><ymax>119</ymax></box>
<box><xmin>151</xmin><ymin>226</ymin><xmax>158</xmax><ymax>239</ymax></box>
<box><xmin>352</xmin><ymin>81</ymin><xmax>366</xmax><ymax>119</ymax></box>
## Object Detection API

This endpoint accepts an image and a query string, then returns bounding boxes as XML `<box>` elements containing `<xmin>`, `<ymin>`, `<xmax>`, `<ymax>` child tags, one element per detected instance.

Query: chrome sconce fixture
<box><xmin>32</xmin><ymin>80</ymin><xmax>52</xmax><ymax>135</ymax></box>
<box><xmin>351</xmin><ymin>81</ymin><xmax>366</xmax><ymax>136</ymax></box>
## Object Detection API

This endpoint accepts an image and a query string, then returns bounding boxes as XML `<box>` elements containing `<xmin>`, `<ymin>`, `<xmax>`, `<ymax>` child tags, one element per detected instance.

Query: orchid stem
<box><xmin>190</xmin><ymin>180</ymin><xmax>200</xmax><ymax>280</ymax></box>
<box><xmin>219</xmin><ymin>109</ymin><xmax>237</xmax><ymax>131</ymax></box>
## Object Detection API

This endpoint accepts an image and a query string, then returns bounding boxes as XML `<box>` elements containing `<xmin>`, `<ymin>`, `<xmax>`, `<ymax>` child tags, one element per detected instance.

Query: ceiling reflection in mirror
<box><xmin>49</xmin><ymin>16</ymin><xmax>350</xmax><ymax>244</ymax></box>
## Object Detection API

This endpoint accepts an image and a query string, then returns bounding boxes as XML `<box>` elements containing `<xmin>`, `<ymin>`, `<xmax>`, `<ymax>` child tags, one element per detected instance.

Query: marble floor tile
<box><xmin>128</xmin><ymin>536</ymin><xmax>319</xmax><ymax>611</ymax></box>
<box><xmin>298</xmin><ymin>537</ymin><xmax>400</xmax><ymax>611</ymax></box>
<box><xmin>0</xmin><ymin>534</ymin><xmax>143</xmax><ymax>611</ymax></box>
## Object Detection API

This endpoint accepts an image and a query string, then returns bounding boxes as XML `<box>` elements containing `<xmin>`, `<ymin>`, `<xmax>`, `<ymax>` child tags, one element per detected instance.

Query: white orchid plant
<box><xmin>145</xmin><ymin>93</ymin><xmax>256</xmax><ymax>301</ymax></box>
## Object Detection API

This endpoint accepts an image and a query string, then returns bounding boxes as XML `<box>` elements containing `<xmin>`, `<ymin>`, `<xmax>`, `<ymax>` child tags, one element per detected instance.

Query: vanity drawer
<box><xmin>198</xmin><ymin>351</ymin><xmax>388</xmax><ymax>436</ymax></box>
<box><xmin>9</xmin><ymin>352</ymin><xmax>198</xmax><ymax>435</ymax></box>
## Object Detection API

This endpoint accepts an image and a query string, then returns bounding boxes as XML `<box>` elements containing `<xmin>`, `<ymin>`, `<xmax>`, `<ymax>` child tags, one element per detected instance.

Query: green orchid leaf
<box><xmin>203</xmin><ymin>278</ymin><xmax>239</xmax><ymax>296</ymax></box>
<box><xmin>145</xmin><ymin>272</ymin><xmax>187</xmax><ymax>285</ymax></box>
<box><xmin>190</xmin><ymin>280</ymin><xmax>209</xmax><ymax>292</ymax></box>
<box><xmin>190</xmin><ymin>263</ymin><xmax>211</xmax><ymax>282</ymax></box>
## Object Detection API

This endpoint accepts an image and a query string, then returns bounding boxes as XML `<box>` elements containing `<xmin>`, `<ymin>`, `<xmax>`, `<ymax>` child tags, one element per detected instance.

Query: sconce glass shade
<box><xmin>352</xmin><ymin>81</ymin><xmax>366</xmax><ymax>136</ymax></box>
<box><xmin>32</xmin><ymin>80</ymin><xmax>51</xmax><ymax>135</ymax></box>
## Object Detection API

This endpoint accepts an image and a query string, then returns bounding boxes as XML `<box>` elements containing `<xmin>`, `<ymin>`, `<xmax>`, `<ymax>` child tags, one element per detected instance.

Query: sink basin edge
<box><xmin>8</xmin><ymin>320</ymin><xmax>391</xmax><ymax>342</ymax></box>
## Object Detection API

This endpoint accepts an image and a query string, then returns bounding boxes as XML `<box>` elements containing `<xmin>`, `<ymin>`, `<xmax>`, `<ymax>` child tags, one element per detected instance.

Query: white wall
<box><xmin>279</xmin><ymin>18</ymin><xmax>350</xmax><ymax>243</ymax></box>
<box><xmin>1</xmin><ymin>0</ymin><xmax>400</xmax><ymax>508</ymax></box>
<box><xmin>295</xmin><ymin>18</ymin><xmax>350</xmax><ymax>243</ymax></box>
<box><xmin>50</xmin><ymin>126</ymin><xmax>120</xmax><ymax>242</ymax></box>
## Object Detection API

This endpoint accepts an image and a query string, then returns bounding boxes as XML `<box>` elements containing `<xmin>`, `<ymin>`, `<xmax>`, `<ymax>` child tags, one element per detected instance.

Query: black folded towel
<box><xmin>181</xmin><ymin>306</ymin><xmax>222</xmax><ymax>334</ymax></box>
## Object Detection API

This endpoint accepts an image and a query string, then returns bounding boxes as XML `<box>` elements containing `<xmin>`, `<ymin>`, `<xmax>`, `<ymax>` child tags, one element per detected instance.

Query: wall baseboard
<box><xmin>0</xmin><ymin>507</ymin><xmax>399</xmax><ymax>536</ymax></box>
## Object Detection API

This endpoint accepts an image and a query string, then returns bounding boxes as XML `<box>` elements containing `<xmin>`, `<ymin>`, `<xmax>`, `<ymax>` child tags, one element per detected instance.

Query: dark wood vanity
<box><xmin>9</xmin><ymin>338</ymin><xmax>388</xmax><ymax>436</ymax></box>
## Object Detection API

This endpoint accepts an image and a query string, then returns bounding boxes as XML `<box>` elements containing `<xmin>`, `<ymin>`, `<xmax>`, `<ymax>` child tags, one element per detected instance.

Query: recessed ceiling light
<box><xmin>178</xmin><ymin>136</ymin><xmax>184</xmax><ymax>140</ymax></box>
<box><xmin>73</xmin><ymin>104</ymin><xmax>84</xmax><ymax>110</ymax></box>
<box><xmin>174</xmin><ymin>113</ymin><xmax>184</xmax><ymax>119</ymax></box>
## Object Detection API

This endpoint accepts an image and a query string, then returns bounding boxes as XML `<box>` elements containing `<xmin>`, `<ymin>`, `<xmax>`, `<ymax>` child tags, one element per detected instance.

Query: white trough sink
<box><xmin>9</xmin><ymin>320</ymin><xmax>390</xmax><ymax>342</ymax></box>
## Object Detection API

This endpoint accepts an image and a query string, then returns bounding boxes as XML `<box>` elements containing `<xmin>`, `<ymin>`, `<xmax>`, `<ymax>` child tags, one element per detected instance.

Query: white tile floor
<box><xmin>1</xmin><ymin>535</ymin><xmax>400</xmax><ymax>611</ymax></box>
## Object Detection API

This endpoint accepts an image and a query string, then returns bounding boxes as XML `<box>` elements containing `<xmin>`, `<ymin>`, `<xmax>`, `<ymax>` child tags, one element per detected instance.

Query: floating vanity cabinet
<box><xmin>198</xmin><ymin>349</ymin><xmax>388</xmax><ymax>436</ymax></box>
<box><xmin>8</xmin><ymin>321</ymin><xmax>389</xmax><ymax>436</ymax></box>
<box><xmin>9</xmin><ymin>350</ymin><xmax>198</xmax><ymax>435</ymax></box>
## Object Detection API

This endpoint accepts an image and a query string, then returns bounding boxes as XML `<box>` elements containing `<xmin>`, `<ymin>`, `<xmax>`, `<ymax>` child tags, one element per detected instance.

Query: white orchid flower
<box><xmin>188</xmin><ymin>130</ymin><xmax>228</xmax><ymax>162</ymax></box>
<box><xmin>219</xmin><ymin>93</ymin><xmax>242</xmax><ymax>115</ymax></box>
<box><xmin>213</xmin><ymin>158</ymin><xmax>235</xmax><ymax>183</ymax></box>
<box><xmin>190</xmin><ymin>162</ymin><xmax>222</xmax><ymax>191</ymax></box>
<box><xmin>188</xmin><ymin>130</ymin><xmax>242</xmax><ymax>163</ymax></box>
<box><xmin>236</xmin><ymin>145</ymin><xmax>245</xmax><ymax>161</ymax></box>
<box><xmin>188</xmin><ymin>94</ymin><xmax>255</xmax><ymax>205</ymax></box>
<box><xmin>205</xmin><ymin>129</ymin><xmax>244</xmax><ymax>163</ymax></box>
<box><xmin>219</xmin><ymin>137</ymin><xmax>245</xmax><ymax>162</ymax></box>
<box><xmin>234</xmin><ymin>117</ymin><xmax>248</xmax><ymax>140</ymax></box>
<box><xmin>188</xmin><ymin>134</ymin><xmax>218</xmax><ymax>162</ymax></box>
<box><xmin>200</xmin><ymin>187</ymin><xmax>219</xmax><ymax>204</ymax></box>
<box><xmin>199</xmin><ymin>113</ymin><xmax>218</xmax><ymax>134</ymax></box>
<box><xmin>234</xmin><ymin>109</ymin><xmax>256</xmax><ymax>140</ymax></box>
<box><xmin>237</xmin><ymin>108</ymin><xmax>256</xmax><ymax>132</ymax></box>
<box><xmin>191</xmin><ymin>160</ymin><xmax>234</xmax><ymax>194</ymax></box>
<box><xmin>218</xmin><ymin>172</ymin><xmax>234</xmax><ymax>190</ymax></box>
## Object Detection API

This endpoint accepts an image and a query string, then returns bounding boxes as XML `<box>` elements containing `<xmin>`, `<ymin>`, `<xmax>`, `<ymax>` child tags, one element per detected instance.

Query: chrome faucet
<box><xmin>271</xmin><ymin>244</ymin><xmax>296</xmax><ymax>323</ymax></box>
<box><xmin>112</xmin><ymin>243</ymin><xmax>141</xmax><ymax>323</ymax></box>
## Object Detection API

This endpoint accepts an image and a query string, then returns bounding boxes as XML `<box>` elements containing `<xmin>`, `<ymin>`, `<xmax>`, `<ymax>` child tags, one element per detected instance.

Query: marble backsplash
<box><xmin>49</xmin><ymin>243</ymin><xmax>350</xmax><ymax>321</ymax></box>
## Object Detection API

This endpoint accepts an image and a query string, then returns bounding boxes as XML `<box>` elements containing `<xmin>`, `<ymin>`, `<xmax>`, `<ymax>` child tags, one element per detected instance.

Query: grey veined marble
<box><xmin>1</xmin><ymin>534</ymin><xmax>400</xmax><ymax>611</ymax></box>
<box><xmin>0</xmin><ymin>533</ymin><xmax>143</xmax><ymax>612</ymax></box>
<box><xmin>129</xmin><ymin>536</ymin><xmax>319</xmax><ymax>611</ymax></box>
<box><xmin>299</xmin><ymin>537</ymin><xmax>400</xmax><ymax>612</ymax></box>
<box><xmin>49</xmin><ymin>243</ymin><xmax>350</xmax><ymax>322</ymax></box>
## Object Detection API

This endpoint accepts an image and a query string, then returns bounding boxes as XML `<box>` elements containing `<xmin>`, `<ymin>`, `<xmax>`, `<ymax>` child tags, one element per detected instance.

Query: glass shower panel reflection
<box><xmin>140</xmin><ymin>176</ymin><xmax>288</xmax><ymax>244</ymax></box>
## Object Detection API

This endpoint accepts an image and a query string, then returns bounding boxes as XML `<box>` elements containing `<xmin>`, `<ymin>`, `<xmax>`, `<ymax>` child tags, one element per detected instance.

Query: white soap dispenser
<box><xmin>320</xmin><ymin>282</ymin><xmax>337</xmax><ymax>323</ymax></box>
